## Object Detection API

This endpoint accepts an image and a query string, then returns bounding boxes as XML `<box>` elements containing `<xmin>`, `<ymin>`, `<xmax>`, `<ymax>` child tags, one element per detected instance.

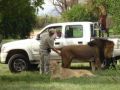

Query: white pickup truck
<box><xmin>1</xmin><ymin>22</ymin><xmax>120</xmax><ymax>72</ymax></box>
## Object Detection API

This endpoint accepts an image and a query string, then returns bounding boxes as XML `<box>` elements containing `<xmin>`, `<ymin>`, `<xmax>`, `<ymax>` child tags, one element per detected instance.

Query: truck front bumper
<box><xmin>0</xmin><ymin>52</ymin><xmax>8</xmax><ymax>63</ymax></box>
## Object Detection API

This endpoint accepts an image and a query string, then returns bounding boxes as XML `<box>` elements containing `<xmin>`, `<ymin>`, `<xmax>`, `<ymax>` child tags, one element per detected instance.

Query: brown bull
<box><xmin>88</xmin><ymin>38</ymin><xmax>114</xmax><ymax>68</ymax></box>
<box><xmin>59</xmin><ymin>45</ymin><xmax>101</xmax><ymax>71</ymax></box>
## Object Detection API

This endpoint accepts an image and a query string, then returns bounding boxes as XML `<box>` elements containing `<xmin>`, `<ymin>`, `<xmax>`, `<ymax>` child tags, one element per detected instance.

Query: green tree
<box><xmin>0</xmin><ymin>0</ymin><xmax>43</xmax><ymax>39</ymax></box>
<box><xmin>62</xmin><ymin>4</ymin><xmax>98</xmax><ymax>22</ymax></box>
<box><xmin>105</xmin><ymin>0</ymin><xmax>120</xmax><ymax>34</ymax></box>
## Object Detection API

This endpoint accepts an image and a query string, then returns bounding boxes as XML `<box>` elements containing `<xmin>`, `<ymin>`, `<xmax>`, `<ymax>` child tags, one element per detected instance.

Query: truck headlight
<box><xmin>1</xmin><ymin>46</ymin><xmax>6</xmax><ymax>53</ymax></box>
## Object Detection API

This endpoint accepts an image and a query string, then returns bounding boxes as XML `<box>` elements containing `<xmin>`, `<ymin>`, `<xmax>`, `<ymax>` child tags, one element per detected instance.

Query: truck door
<box><xmin>63</xmin><ymin>25</ymin><xmax>84</xmax><ymax>45</ymax></box>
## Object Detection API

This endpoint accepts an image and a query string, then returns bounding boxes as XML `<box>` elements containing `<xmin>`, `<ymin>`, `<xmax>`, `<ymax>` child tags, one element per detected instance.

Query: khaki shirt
<box><xmin>40</xmin><ymin>32</ymin><xmax>54</xmax><ymax>50</ymax></box>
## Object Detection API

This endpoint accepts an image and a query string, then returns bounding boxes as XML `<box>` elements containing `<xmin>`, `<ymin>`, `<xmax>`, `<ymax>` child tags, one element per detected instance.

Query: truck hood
<box><xmin>2</xmin><ymin>39</ymin><xmax>35</xmax><ymax>47</ymax></box>
<box><xmin>1</xmin><ymin>38</ymin><xmax>40</xmax><ymax>53</ymax></box>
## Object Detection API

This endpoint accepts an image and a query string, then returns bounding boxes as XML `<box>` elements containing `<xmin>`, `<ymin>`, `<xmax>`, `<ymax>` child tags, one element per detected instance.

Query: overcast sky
<box><xmin>38</xmin><ymin>0</ymin><xmax>59</xmax><ymax>16</ymax></box>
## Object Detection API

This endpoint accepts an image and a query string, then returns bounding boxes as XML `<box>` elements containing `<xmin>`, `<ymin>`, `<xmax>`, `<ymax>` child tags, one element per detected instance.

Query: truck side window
<box><xmin>65</xmin><ymin>25</ymin><xmax>83</xmax><ymax>38</ymax></box>
<box><xmin>55</xmin><ymin>27</ymin><xmax>62</xmax><ymax>38</ymax></box>
<box><xmin>65</xmin><ymin>27</ymin><xmax>73</xmax><ymax>38</ymax></box>
<box><xmin>36</xmin><ymin>29</ymin><xmax>48</xmax><ymax>40</ymax></box>
<box><xmin>36</xmin><ymin>26</ymin><xmax>62</xmax><ymax>40</ymax></box>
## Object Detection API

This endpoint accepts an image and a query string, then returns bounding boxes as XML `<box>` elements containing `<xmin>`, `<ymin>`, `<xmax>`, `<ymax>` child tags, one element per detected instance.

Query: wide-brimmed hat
<box><xmin>49</xmin><ymin>29</ymin><xmax>56</xmax><ymax>34</ymax></box>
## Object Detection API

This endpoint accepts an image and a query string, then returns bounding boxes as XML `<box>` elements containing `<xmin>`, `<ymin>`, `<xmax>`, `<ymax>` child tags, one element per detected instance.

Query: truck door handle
<box><xmin>55</xmin><ymin>42</ymin><xmax>60</xmax><ymax>45</ymax></box>
<box><xmin>78</xmin><ymin>41</ymin><xmax>82</xmax><ymax>44</ymax></box>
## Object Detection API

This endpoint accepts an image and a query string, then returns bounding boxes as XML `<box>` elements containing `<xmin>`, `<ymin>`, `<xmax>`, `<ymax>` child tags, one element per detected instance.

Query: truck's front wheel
<box><xmin>8</xmin><ymin>54</ymin><xmax>29</xmax><ymax>73</ymax></box>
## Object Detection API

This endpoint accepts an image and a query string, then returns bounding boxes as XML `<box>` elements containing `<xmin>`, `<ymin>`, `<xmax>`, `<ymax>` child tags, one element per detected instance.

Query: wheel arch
<box><xmin>6</xmin><ymin>49</ymin><xmax>30</xmax><ymax>64</ymax></box>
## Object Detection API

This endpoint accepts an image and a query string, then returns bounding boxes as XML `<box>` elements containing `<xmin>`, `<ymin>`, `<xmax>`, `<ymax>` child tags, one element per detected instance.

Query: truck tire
<box><xmin>8</xmin><ymin>54</ymin><xmax>29</xmax><ymax>73</ymax></box>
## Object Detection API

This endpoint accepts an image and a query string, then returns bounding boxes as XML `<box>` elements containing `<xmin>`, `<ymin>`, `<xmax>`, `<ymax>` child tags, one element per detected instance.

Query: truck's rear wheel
<box><xmin>8</xmin><ymin>54</ymin><xmax>29</xmax><ymax>73</ymax></box>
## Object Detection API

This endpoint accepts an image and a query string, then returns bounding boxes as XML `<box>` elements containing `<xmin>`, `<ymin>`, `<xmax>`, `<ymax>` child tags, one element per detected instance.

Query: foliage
<box><xmin>0</xmin><ymin>0</ymin><xmax>43</xmax><ymax>39</ymax></box>
<box><xmin>106</xmin><ymin>0</ymin><xmax>120</xmax><ymax>34</ymax></box>
<box><xmin>62</xmin><ymin>4</ymin><xmax>98</xmax><ymax>22</ymax></box>
<box><xmin>35</xmin><ymin>16</ymin><xmax>62</xmax><ymax>29</ymax></box>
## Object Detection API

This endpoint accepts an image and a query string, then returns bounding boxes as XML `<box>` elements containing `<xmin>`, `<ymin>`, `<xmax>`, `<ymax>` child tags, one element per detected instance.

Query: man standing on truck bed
<box><xmin>39</xmin><ymin>29</ymin><xmax>61</xmax><ymax>74</ymax></box>
<box><xmin>98</xmin><ymin>4</ymin><xmax>109</xmax><ymax>37</ymax></box>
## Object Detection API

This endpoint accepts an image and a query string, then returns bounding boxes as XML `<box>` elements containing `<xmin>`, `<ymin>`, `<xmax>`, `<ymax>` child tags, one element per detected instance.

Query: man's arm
<box><xmin>47</xmin><ymin>35</ymin><xmax>61</xmax><ymax>56</ymax></box>
<box><xmin>51</xmin><ymin>47</ymin><xmax>61</xmax><ymax>56</ymax></box>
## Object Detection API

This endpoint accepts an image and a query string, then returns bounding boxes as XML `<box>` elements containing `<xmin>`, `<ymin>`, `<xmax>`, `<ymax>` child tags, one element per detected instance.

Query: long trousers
<box><xmin>39</xmin><ymin>50</ymin><xmax>50</xmax><ymax>74</ymax></box>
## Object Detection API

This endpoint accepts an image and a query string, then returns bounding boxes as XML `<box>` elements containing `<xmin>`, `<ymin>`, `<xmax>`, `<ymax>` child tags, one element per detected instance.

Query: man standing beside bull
<box><xmin>39</xmin><ymin>29</ymin><xmax>61</xmax><ymax>74</ymax></box>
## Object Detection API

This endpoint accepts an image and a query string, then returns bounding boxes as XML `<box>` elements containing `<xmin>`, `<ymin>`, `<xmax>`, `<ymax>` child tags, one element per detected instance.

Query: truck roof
<box><xmin>38</xmin><ymin>21</ymin><xmax>94</xmax><ymax>35</ymax></box>
<box><xmin>47</xmin><ymin>22</ymin><xmax>94</xmax><ymax>26</ymax></box>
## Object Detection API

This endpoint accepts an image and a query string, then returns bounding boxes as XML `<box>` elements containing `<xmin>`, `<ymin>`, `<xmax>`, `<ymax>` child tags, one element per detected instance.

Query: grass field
<box><xmin>0</xmin><ymin>63</ymin><xmax>120</xmax><ymax>90</ymax></box>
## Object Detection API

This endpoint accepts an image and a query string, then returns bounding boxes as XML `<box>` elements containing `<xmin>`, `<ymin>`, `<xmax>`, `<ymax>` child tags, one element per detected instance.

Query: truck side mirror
<box><xmin>36</xmin><ymin>34</ymin><xmax>40</xmax><ymax>40</ymax></box>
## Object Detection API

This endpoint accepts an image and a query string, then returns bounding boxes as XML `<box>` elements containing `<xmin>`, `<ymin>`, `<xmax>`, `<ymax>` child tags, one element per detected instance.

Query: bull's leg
<box><xmin>61</xmin><ymin>52</ymin><xmax>73</xmax><ymax>68</ymax></box>
<box><xmin>91</xmin><ymin>61</ymin><xmax>96</xmax><ymax>71</ymax></box>
<box><xmin>62</xmin><ymin>58</ymin><xmax>72</xmax><ymax>68</ymax></box>
<box><xmin>95</xmin><ymin>58</ymin><xmax>102</xmax><ymax>70</ymax></box>
<box><xmin>105</xmin><ymin>58</ymin><xmax>116</xmax><ymax>69</ymax></box>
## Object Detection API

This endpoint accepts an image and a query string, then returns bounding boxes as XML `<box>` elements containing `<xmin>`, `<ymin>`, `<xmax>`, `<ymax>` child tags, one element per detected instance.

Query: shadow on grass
<box><xmin>70</xmin><ymin>66</ymin><xmax>91</xmax><ymax>70</ymax></box>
